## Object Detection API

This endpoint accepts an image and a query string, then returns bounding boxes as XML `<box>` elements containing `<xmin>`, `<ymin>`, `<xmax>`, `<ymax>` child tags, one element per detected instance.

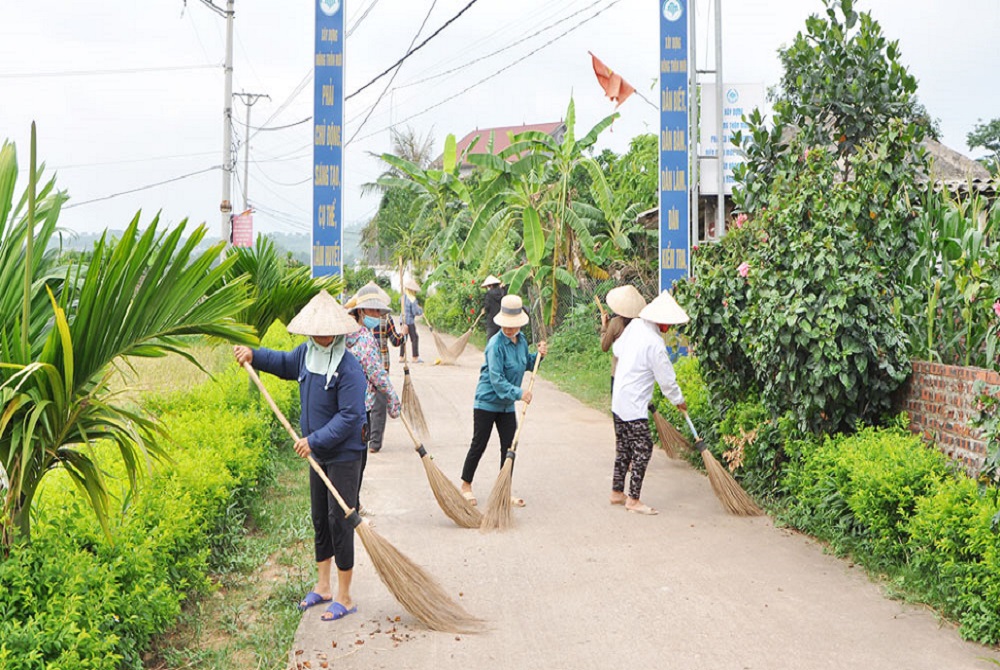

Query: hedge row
<box><xmin>0</xmin><ymin>324</ymin><xmax>299</xmax><ymax>669</ymax></box>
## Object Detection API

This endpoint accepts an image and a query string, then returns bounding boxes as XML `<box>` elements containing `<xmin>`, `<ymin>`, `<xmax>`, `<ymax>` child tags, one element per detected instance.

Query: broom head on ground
<box><xmin>399</xmin><ymin>414</ymin><xmax>482</xmax><ymax>528</ymax></box>
<box><xmin>243</xmin><ymin>363</ymin><xmax>483</xmax><ymax>632</ymax></box>
<box><xmin>429</xmin><ymin>311</ymin><xmax>483</xmax><ymax>365</ymax></box>
<box><xmin>683</xmin><ymin>412</ymin><xmax>763</xmax><ymax>516</ymax></box>
<box><xmin>401</xmin><ymin>359</ymin><xmax>430</xmax><ymax>439</ymax></box>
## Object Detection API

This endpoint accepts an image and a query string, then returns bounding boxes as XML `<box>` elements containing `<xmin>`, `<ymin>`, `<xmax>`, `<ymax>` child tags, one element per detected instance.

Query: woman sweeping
<box><xmin>611</xmin><ymin>290</ymin><xmax>689</xmax><ymax>515</ymax></box>
<box><xmin>401</xmin><ymin>277</ymin><xmax>424</xmax><ymax>363</ymax></box>
<box><xmin>600</xmin><ymin>285</ymin><xmax>646</xmax><ymax>394</ymax></box>
<box><xmin>459</xmin><ymin>294</ymin><xmax>547</xmax><ymax>507</ymax></box>
<box><xmin>353</xmin><ymin>282</ymin><xmax>406</xmax><ymax>453</ymax></box>
<box><xmin>233</xmin><ymin>291</ymin><xmax>367</xmax><ymax>622</ymax></box>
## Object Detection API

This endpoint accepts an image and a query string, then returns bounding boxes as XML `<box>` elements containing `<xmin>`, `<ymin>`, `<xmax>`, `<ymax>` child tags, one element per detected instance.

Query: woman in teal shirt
<box><xmin>460</xmin><ymin>294</ymin><xmax>547</xmax><ymax>506</ymax></box>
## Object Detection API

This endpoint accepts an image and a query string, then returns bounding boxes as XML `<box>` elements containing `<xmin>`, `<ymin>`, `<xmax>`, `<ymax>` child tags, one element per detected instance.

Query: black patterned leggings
<box><xmin>612</xmin><ymin>413</ymin><xmax>654</xmax><ymax>500</ymax></box>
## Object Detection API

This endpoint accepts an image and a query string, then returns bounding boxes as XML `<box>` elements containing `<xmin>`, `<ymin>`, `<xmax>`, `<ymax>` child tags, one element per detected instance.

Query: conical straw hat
<box><xmin>404</xmin><ymin>277</ymin><xmax>421</xmax><ymax>292</ymax></box>
<box><xmin>606</xmin><ymin>285</ymin><xmax>646</xmax><ymax>318</ymax></box>
<box><xmin>349</xmin><ymin>283</ymin><xmax>391</xmax><ymax>313</ymax></box>
<box><xmin>638</xmin><ymin>290</ymin><xmax>689</xmax><ymax>325</ymax></box>
<box><xmin>482</xmin><ymin>275</ymin><xmax>501</xmax><ymax>287</ymax></box>
<box><xmin>286</xmin><ymin>290</ymin><xmax>360</xmax><ymax>336</ymax></box>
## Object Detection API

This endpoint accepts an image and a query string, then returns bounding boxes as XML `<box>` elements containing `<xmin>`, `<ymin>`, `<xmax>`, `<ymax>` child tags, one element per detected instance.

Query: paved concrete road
<box><xmin>289</xmin><ymin>326</ymin><xmax>1000</xmax><ymax>670</ymax></box>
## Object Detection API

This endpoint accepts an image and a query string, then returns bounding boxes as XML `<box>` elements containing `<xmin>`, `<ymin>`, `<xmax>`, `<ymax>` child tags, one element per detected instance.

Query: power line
<box><xmin>346</xmin><ymin>0</ymin><xmax>440</xmax><ymax>145</ymax></box>
<box><xmin>52</xmin><ymin>150</ymin><xmax>218</xmax><ymax>171</ymax></box>
<box><xmin>345</xmin><ymin>0</ymin><xmax>482</xmax><ymax>101</ymax></box>
<box><xmin>396</xmin><ymin>0</ymin><xmax>603</xmax><ymax>90</ymax></box>
<box><xmin>233</xmin><ymin>115</ymin><xmax>312</xmax><ymax>132</ymax></box>
<box><xmin>346</xmin><ymin>0</ymin><xmax>381</xmax><ymax>38</ymax></box>
<box><xmin>64</xmin><ymin>166</ymin><xmax>221</xmax><ymax>210</ymax></box>
<box><xmin>352</xmin><ymin>0</ymin><xmax>624</xmax><ymax>144</ymax></box>
<box><xmin>0</xmin><ymin>64</ymin><xmax>219</xmax><ymax>79</ymax></box>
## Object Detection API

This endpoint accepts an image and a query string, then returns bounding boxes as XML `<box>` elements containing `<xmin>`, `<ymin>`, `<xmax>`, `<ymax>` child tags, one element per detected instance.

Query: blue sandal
<box><xmin>297</xmin><ymin>591</ymin><xmax>331</xmax><ymax>611</ymax></box>
<box><xmin>321</xmin><ymin>601</ymin><xmax>357</xmax><ymax>621</ymax></box>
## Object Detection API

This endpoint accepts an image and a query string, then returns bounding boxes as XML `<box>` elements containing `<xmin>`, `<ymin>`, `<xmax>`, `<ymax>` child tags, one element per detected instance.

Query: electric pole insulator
<box><xmin>220</xmin><ymin>199</ymin><xmax>233</xmax><ymax>214</ymax></box>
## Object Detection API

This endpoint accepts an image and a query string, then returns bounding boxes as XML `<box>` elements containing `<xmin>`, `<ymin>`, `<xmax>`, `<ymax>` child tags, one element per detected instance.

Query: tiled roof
<box><xmin>432</xmin><ymin>122</ymin><xmax>565</xmax><ymax>167</ymax></box>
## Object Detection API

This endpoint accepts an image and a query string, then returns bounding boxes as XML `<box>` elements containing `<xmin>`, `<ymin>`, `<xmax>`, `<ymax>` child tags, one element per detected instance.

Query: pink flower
<box><xmin>734</xmin><ymin>213</ymin><xmax>748</xmax><ymax>229</ymax></box>
<box><xmin>737</xmin><ymin>262</ymin><xmax>750</xmax><ymax>278</ymax></box>
<box><xmin>994</xmin><ymin>300</ymin><xmax>1000</xmax><ymax>319</ymax></box>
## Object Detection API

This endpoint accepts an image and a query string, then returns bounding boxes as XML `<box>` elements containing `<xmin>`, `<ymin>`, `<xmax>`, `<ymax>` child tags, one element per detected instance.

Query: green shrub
<box><xmin>782</xmin><ymin>421</ymin><xmax>949</xmax><ymax>567</ymax></box>
<box><xmin>424</xmin><ymin>265</ymin><xmax>483</xmax><ymax>333</ymax></box>
<box><xmin>0</xmin><ymin>323</ymin><xmax>296</xmax><ymax>668</ymax></box>
<box><xmin>903</xmin><ymin>476</ymin><xmax>1000</xmax><ymax>643</ymax></box>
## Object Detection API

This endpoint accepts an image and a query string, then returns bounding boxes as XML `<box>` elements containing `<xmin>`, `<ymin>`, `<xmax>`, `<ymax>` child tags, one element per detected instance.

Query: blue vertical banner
<box><xmin>313</xmin><ymin>0</ymin><xmax>344</xmax><ymax>278</ymax></box>
<box><xmin>659</xmin><ymin>0</ymin><xmax>689</xmax><ymax>292</ymax></box>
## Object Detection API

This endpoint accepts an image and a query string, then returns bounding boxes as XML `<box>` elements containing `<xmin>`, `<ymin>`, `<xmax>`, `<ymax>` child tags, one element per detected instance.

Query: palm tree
<box><xmin>223</xmin><ymin>234</ymin><xmax>343</xmax><ymax>339</ymax></box>
<box><xmin>0</xmin><ymin>132</ymin><xmax>257</xmax><ymax>548</ymax></box>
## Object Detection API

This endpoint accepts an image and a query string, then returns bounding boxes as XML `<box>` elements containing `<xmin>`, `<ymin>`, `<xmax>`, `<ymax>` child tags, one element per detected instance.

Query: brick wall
<box><xmin>897</xmin><ymin>361</ymin><xmax>1000</xmax><ymax>475</ymax></box>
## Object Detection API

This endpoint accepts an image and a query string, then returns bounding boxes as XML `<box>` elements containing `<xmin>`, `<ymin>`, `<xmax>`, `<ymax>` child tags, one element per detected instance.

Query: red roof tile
<box><xmin>453</xmin><ymin>121</ymin><xmax>564</xmax><ymax>162</ymax></box>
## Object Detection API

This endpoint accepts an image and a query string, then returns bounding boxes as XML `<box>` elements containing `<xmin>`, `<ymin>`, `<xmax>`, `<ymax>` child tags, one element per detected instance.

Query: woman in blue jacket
<box><xmin>459</xmin><ymin>294</ymin><xmax>547</xmax><ymax>507</ymax></box>
<box><xmin>234</xmin><ymin>291</ymin><xmax>366</xmax><ymax>623</ymax></box>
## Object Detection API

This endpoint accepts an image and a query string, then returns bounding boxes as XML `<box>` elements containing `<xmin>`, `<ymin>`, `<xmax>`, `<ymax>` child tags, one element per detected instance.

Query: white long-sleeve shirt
<box><xmin>611</xmin><ymin>319</ymin><xmax>685</xmax><ymax>421</ymax></box>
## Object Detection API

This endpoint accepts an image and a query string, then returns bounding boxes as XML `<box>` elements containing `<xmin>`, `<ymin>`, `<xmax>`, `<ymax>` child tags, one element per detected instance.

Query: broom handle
<box><xmin>243</xmin><ymin>362</ymin><xmax>353</xmax><ymax>515</ymax></box>
<box><xmin>594</xmin><ymin>295</ymin><xmax>608</xmax><ymax>321</ymax></box>
<box><xmin>683</xmin><ymin>412</ymin><xmax>700</xmax><ymax>440</ymax></box>
<box><xmin>398</xmin><ymin>412</ymin><xmax>423</xmax><ymax>451</ymax></box>
<box><xmin>509</xmin><ymin>351</ymin><xmax>543</xmax><ymax>453</ymax></box>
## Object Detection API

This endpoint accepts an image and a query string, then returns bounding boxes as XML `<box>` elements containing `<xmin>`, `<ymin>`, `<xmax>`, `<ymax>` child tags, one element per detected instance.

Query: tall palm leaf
<box><xmin>0</xmin><ymin>134</ymin><xmax>257</xmax><ymax>547</ymax></box>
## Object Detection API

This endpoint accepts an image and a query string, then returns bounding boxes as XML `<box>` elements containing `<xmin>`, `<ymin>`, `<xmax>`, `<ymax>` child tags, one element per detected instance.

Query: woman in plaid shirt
<box><xmin>348</xmin><ymin>283</ymin><xmax>405</xmax><ymax>453</ymax></box>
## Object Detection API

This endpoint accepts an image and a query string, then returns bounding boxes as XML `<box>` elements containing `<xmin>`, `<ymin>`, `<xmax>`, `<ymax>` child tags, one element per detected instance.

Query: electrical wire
<box><xmin>63</xmin><ymin>166</ymin><xmax>221</xmax><ymax>210</ymax></box>
<box><xmin>346</xmin><ymin>0</ymin><xmax>439</xmax><ymax>145</ymax></box>
<box><xmin>52</xmin><ymin>150</ymin><xmax>218</xmax><ymax>171</ymax></box>
<box><xmin>350</xmin><ymin>0</ymin><xmax>624</xmax><ymax>144</ymax></box>
<box><xmin>233</xmin><ymin>116</ymin><xmax>312</xmax><ymax>132</ymax></box>
<box><xmin>346</xmin><ymin>0</ymin><xmax>381</xmax><ymax>38</ymax></box>
<box><xmin>0</xmin><ymin>64</ymin><xmax>219</xmax><ymax>79</ymax></box>
<box><xmin>395</xmin><ymin>0</ymin><xmax>600</xmax><ymax>90</ymax></box>
<box><xmin>345</xmin><ymin>0</ymin><xmax>482</xmax><ymax>101</ymax></box>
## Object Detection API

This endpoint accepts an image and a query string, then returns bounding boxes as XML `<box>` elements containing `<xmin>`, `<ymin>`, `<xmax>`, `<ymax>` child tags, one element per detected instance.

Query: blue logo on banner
<box><xmin>726</xmin><ymin>88</ymin><xmax>739</xmax><ymax>104</ymax></box>
<box><xmin>663</xmin><ymin>0</ymin><xmax>683</xmax><ymax>21</ymax></box>
<box><xmin>319</xmin><ymin>0</ymin><xmax>340</xmax><ymax>16</ymax></box>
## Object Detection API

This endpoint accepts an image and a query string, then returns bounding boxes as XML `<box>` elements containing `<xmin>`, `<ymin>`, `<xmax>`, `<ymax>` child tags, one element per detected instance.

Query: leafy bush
<box><xmin>0</xmin><ymin>325</ymin><xmax>296</xmax><ymax>668</ymax></box>
<box><xmin>782</xmin><ymin>420</ymin><xmax>950</xmax><ymax>567</ymax></box>
<box><xmin>424</xmin><ymin>265</ymin><xmax>484</xmax><ymax>333</ymax></box>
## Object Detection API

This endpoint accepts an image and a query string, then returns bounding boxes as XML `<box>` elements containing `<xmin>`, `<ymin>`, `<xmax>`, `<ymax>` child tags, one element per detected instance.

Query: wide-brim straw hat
<box><xmin>403</xmin><ymin>277</ymin><xmax>421</xmax><ymax>292</ymax></box>
<box><xmin>639</xmin><ymin>290</ymin><xmax>690</xmax><ymax>326</ymax></box>
<box><xmin>482</xmin><ymin>275</ymin><xmax>501</xmax><ymax>288</ymax></box>
<box><xmin>286</xmin><ymin>290</ymin><xmax>360</xmax><ymax>336</ymax></box>
<box><xmin>606</xmin><ymin>285</ymin><xmax>646</xmax><ymax>318</ymax></box>
<box><xmin>348</xmin><ymin>283</ymin><xmax>392</xmax><ymax>313</ymax></box>
<box><xmin>493</xmin><ymin>294</ymin><xmax>530</xmax><ymax>328</ymax></box>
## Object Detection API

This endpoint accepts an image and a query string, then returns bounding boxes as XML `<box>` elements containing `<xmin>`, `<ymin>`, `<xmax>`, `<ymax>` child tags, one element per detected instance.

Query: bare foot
<box><xmin>609</xmin><ymin>491</ymin><xmax>626</xmax><ymax>505</ymax></box>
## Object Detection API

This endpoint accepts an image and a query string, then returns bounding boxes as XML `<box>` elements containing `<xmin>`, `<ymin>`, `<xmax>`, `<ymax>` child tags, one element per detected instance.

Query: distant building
<box><xmin>434</xmin><ymin>121</ymin><xmax>567</xmax><ymax>176</ymax></box>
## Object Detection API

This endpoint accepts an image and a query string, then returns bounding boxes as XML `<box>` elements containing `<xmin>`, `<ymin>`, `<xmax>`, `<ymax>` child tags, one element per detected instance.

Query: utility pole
<box><xmin>220</xmin><ymin>0</ymin><xmax>235</xmax><ymax>242</ymax></box>
<box><xmin>234</xmin><ymin>91</ymin><xmax>269</xmax><ymax>211</ymax></box>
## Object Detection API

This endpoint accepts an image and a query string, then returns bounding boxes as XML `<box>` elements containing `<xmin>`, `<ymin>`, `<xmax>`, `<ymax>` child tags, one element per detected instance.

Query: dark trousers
<box><xmin>407</xmin><ymin>322</ymin><xmax>420</xmax><ymax>358</ymax></box>
<box><xmin>310</xmin><ymin>457</ymin><xmax>362</xmax><ymax>571</ymax></box>
<box><xmin>462</xmin><ymin>408</ymin><xmax>518</xmax><ymax>484</ymax></box>
<box><xmin>612</xmin><ymin>414</ymin><xmax>654</xmax><ymax>500</ymax></box>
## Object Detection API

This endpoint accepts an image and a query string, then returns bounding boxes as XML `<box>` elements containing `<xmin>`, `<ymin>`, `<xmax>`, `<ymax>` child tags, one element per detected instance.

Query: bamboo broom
<box><xmin>400</xmin><ymin>263</ymin><xmax>430</xmax><ymax>439</ymax></box>
<box><xmin>651</xmin><ymin>406</ymin><xmax>690</xmax><ymax>458</ymax></box>
<box><xmin>243</xmin><ymin>362</ymin><xmax>484</xmax><ymax>633</ymax></box>
<box><xmin>480</xmin><ymin>352</ymin><xmax>543</xmax><ymax>533</ymax></box>
<box><xmin>398</xmin><ymin>414</ymin><xmax>482</xmax><ymax>529</ymax></box>
<box><xmin>683</xmin><ymin>412</ymin><xmax>763</xmax><ymax>516</ymax></box>
<box><xmin>430</xmin><ymin>310</ymin><xmax>484</xmax><ymax>365</ymax></box>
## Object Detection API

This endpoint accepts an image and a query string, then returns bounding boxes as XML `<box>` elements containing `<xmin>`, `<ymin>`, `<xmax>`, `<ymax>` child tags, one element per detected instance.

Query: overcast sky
<box><xmin>1</xmin><ymin>0</ymin><xmax>997</xmax><ymax>240</ymax></box>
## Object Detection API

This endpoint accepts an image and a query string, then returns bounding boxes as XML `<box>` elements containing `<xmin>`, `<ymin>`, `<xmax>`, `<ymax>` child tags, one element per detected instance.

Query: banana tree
<box><xmin>0</xmin><ymin>131</ymin><xmax>257</xmax><ymax>548</ymax></box>
<box><xmin>460</xmin><ymin>97</ymin><xmax>617</xmax><ymax>327</ymax></box>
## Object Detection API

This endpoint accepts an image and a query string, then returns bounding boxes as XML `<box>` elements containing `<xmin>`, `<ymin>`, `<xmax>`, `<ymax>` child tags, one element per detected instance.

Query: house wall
<box><xmin>897</xmin><ymin>361</ymin><xmax>1000</xmax><ymax>475</ymax></box>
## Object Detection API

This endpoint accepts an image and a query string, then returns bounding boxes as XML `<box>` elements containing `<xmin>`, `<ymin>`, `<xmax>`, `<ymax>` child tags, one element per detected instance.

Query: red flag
<box><xmin>589</xmin><ymin>51</ymin><xmax>635</xmax><ymax>109</ymax></box>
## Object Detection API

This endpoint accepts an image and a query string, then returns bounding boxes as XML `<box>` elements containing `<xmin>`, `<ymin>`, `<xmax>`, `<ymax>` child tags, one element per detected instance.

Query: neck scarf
<box><xmin>305</xmin><ymin>335</ymin><xmax>346</xmax><ymax>387</ymax></box>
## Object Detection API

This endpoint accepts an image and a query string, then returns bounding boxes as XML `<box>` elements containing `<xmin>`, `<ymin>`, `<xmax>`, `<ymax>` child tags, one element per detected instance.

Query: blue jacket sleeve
<box><xmin>486</xmin><ymin>341</ymin><xmax>523</xmax><ymax>402</ymax></box>
<box><xmin>252</xmin><ymin>345</ymin><xmax>303</xmax><ymax>381</ymax></box>
<box><xmin>306</xmin><ymin>353</ymin><xmax>366</xmax><ymax>458</ymax></box>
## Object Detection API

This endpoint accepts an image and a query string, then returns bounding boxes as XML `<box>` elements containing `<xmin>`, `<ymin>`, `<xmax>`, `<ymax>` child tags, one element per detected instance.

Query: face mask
<box><xmin>363</xmin><ymin>316</ymin><xmax>380</xmax><ymax>329</ymax></box>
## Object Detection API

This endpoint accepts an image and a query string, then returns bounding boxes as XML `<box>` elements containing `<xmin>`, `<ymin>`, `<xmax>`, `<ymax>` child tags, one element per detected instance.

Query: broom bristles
<box><xmin>479</xmin><ymin>458</ymin><xmax>514</xmax><ymax>532</ymax></box>
<box><xmin>431</xmin><ymin>328</ymin><xmax>475</xmax><ymax>364</ymax></box>
<box><xmin>420</xmin><ymin>455</ymin><xmax>483</xmax><ymax>528</ymax></box>
<box><xmin>698</xmin><ymin>445</ymin><xmax>764</xmax><ymax>516</ymax></box>
<box><xmin>652</xmin><ymin>411</ymin><xmax>689</xmax><ymax>458</ymax></box>
<box><xmin>402</xmin><ymin>370</ymin><xmax>430</xmax><ymax>439</ymax></box>
<box><xmin>356</xmin><ymin>522</ymin><xmax>485</xmax><ymax>633</ymax></box>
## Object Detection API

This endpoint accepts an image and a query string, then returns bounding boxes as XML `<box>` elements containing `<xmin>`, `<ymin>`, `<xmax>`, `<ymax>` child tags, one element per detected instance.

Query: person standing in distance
<box><xmin>482</xmin><ymin>275</ymin><xmax>505</xmax><ymax>342</ymax></box>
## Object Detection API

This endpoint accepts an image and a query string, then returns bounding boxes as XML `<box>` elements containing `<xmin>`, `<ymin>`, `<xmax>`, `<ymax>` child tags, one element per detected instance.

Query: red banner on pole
<box><xmin>231</xmin><ymin>210</ymin><xmax>253</xmax><ymax>247</ymax></box>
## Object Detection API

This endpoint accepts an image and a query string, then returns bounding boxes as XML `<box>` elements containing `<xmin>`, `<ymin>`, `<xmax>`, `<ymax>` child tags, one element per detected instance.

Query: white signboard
<box><xmin>698</xmin><ymin>83</ymin><xmax>765</xmax><ymax>195</ymax></box>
